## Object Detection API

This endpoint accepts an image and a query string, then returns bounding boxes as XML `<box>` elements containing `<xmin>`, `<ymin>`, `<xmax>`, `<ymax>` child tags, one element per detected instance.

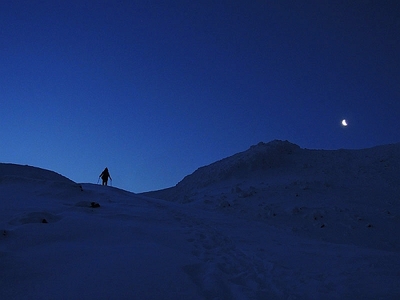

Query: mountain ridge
<box><xmin>143</xmin><ymin>140</ymin><xmax>400</xmax><ymax>202</ymax></box>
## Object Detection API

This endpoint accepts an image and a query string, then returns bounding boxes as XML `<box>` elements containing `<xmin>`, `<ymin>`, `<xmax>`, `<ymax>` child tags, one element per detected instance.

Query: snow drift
<box><xmin>1</xmin><ymin>141</ymin><xmax>400</xmax><ymax>299</ymax></box>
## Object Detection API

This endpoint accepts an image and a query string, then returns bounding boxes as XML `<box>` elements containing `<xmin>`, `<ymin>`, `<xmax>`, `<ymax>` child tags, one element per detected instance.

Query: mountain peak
<box><xmin>175</xmin><ymin>140</ymin><xmax>300</xmax><ymax>191</ymax></box>
<box><xmin>250</xmin><ymin>139</ymin><xmax>299</xmax><ymax>149</ymax></box>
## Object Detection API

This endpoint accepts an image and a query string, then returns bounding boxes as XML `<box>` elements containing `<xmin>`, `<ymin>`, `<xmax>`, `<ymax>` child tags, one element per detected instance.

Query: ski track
<box><xmin>153</xmin><ymin>198</ymin><xmax>400</xmax><ymax>300</ymax></box>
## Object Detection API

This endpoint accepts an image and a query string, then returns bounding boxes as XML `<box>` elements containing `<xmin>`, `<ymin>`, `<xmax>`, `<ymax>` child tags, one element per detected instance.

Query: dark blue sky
<box><xmin>1</xmin><ymin>1</ymin><xmax>399</xmax><ymax>192</ymax></box>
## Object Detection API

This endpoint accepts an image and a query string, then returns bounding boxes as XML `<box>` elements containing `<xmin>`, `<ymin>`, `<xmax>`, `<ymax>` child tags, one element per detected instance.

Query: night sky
<box><xmin>1</xmin><ymin>1</ymin><xmax>399</xmax><ymax>192</ymax></box>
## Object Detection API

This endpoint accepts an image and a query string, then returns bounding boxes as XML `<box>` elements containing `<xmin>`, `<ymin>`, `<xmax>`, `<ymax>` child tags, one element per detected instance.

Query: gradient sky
<box><xmin>1</xmin><ymin>1</ymin><xmax>399</xmax><ymax>192</ymax></box>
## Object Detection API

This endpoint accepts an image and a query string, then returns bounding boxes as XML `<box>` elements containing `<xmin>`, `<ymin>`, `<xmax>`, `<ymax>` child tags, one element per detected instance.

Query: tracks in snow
<box><xmin>168</xmin><ymin>206</ymin><xmax>283</xmax><ymax>299</ymax></box>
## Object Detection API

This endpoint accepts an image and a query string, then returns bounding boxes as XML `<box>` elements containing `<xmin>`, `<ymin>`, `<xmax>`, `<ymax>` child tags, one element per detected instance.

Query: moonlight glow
<box><xmin>341</xmin><ymin>119</ymin><xmax>348</xmax><ymax>126</ymax></box>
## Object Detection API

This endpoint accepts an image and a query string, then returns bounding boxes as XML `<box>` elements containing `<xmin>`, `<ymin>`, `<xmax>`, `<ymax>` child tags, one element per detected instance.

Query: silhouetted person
<box><xmin>99</xmin><ymin>167</ymin><xmax>112</xmax><ymax>186</ymax></box>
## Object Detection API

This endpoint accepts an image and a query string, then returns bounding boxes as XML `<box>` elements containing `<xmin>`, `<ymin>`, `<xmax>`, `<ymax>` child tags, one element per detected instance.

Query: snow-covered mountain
<box><xmin>1</xmin><ymin>140</ymin><xmax>400</xmax><ymax>299</ymax></box>
<box><xmin>146</xmin><ymin>140</ymin><xmax>400</xmax><ymax>201</ymax></box>
<box><xmin>145</xmin><ymin>139</ymin><xmax>400</xmax><ymax>249</ymax></box>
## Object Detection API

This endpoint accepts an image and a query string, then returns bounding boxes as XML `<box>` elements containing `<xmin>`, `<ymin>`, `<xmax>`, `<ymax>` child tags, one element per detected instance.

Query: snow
<box><xmin>1</xmin><ymin>140</ymin><xmax>400</xmax><ymax>299</ymax></box>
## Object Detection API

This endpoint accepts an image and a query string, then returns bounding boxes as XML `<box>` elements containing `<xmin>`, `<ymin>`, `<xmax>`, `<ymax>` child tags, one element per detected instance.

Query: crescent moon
<box><xmin>341</xmin><ymin>119</ymin><xmax>348</xmax><ymax>126</ymax></box>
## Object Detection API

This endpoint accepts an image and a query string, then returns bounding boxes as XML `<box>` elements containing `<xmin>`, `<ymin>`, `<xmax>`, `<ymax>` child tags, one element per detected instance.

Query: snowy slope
<box><xmin>1</xmin><ymin>141</ymin><xmax>400</xmax><ymax>299</ymax></box>
<box><xmin>145</xmin><ymin>140</ymin><xmax>400</xmax><ymax>252</ymax></box>
<box><xmin>146</xmin><ymin>140</ymin><xmax>400</xmax><ymax>201</ymax></box>
<box><xmin>0</xmin><ymin>165</ymin><xmax>199</xmax><ymax>299</ymax></box>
